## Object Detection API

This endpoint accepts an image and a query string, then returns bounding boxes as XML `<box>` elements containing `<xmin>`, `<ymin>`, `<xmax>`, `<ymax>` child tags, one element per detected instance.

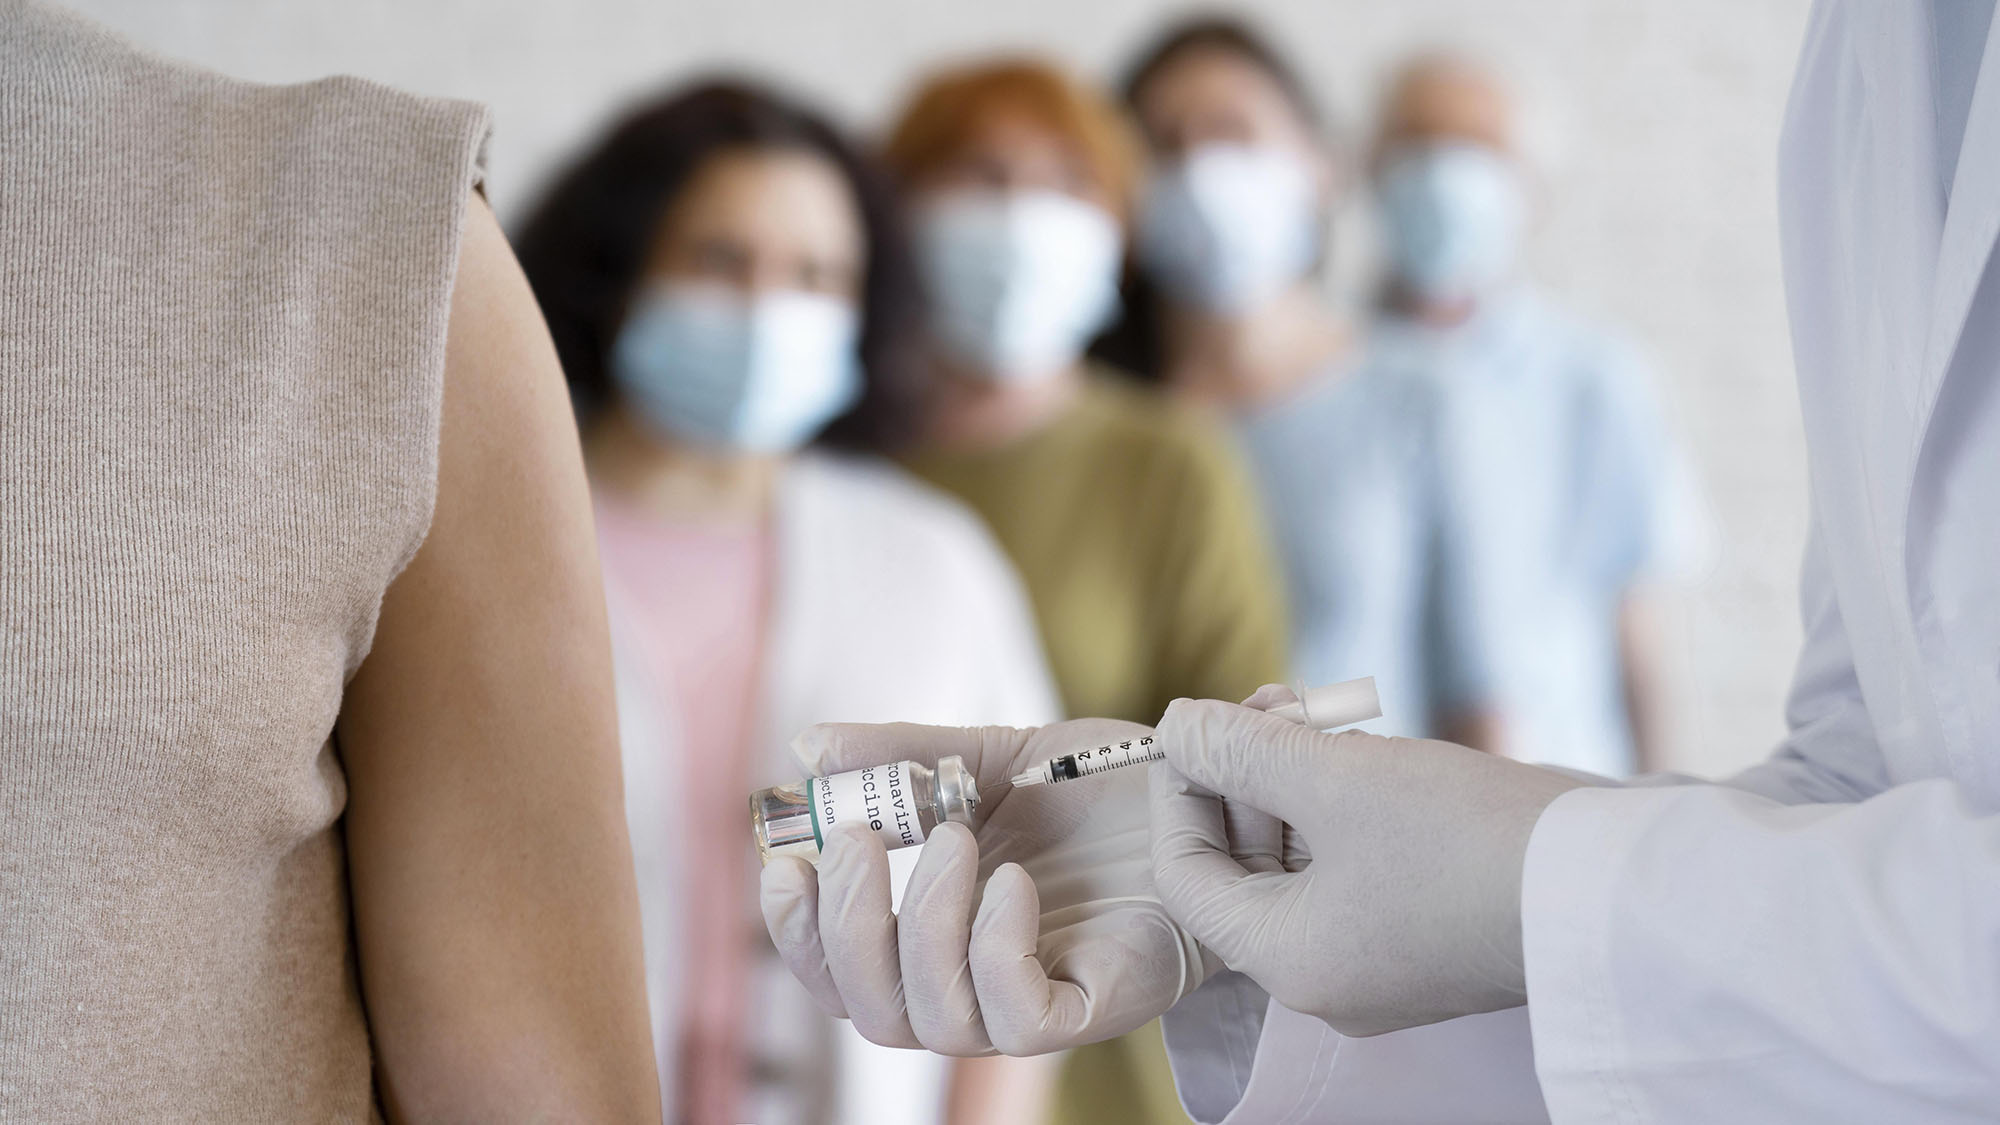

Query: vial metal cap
<box><xmin>933</xmin><ymin>755</ymin><xmax>980</xmax><ymax>823</ymax></box>
<box><xmin>752</xmin><ymin>784</ymin><xmax>821</xmax><ymax>865</ymax></box>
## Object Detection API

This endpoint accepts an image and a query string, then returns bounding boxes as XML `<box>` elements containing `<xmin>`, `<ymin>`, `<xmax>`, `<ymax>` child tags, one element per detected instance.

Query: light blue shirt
<box><xmin>1164</xmin><ymin>8</ymin><xmax>2000</xmax><ymax>1119</ymax></box>
<box><xmin>1235</xmin><ymin>363</ymin><xmax>1480</xmax><ymax>737</ymax></box>
<box><xmin>1370</xmin><ymin>289</ymin><xmax>1702</xmax><ymax>776</ymax></box>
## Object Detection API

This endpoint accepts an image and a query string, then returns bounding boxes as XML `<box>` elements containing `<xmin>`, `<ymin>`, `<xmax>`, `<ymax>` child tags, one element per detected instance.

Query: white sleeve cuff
<box><xmin>1164</xmin><ymin>973</ymin><xmax>1548</xmax><ymax>1122</ymax></box>
<box><xmin>1162</xmin><ymin>970</ymin><xmax>1276</xmax><ymax>1124</ymax></box>
<box><xmin>1521</xmin><ymin>785</ymin><xmax>1670</xmax><ymax>1122</ymax></box>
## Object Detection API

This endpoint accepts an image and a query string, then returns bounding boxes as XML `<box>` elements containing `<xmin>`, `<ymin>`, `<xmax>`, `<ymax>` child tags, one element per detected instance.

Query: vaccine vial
<box><xmin>751</xmin><ymin>756</ymin><xmax>980</xmax><ymax>866</ymax></box>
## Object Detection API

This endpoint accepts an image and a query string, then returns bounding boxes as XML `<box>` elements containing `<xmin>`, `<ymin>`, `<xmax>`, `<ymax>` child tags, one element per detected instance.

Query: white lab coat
<box><xmin>1162</xmin><ymin>2</ymin><xmax>2000</xmax><ymax>1120</ymax></box>
<box><xmin>613</xmin><ymin>451</ymin><xmax>1062</xmax><ymax>1125</ymax></box>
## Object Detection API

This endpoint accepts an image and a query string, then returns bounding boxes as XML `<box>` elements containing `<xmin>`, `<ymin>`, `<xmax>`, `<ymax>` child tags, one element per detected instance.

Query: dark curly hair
<box><xmin>513</xmin><ymin>79</ymin><xmax>925</xmax><ymax>452</ymax></box>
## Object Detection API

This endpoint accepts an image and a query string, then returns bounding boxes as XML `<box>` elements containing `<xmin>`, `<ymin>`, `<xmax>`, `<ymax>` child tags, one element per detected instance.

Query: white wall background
<box><xmin>61</xmin><ymin>0</ymin><xmax>1815</xmax><ymax>776</ymax></box>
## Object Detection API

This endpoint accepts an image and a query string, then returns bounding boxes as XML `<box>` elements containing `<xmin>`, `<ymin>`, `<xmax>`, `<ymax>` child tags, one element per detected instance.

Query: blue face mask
<box><xmin>611</xmin><ymin>283</ymin><xmax>862</xmax><ymax>454</ymax></box>
<box><xmin>1376</xmin><ymin>143</ymin><xmax>1527</xmax><ymax>303</ymax></box>
<box><xmin>914</xmin><ymin>189</ymin><xmax>1123</xmax><ymax>381</ymax></box>
<box><xmin>1138</xmin><ymin>144</ymin><xmax>1321</xmax><ymax>312</ymax></box>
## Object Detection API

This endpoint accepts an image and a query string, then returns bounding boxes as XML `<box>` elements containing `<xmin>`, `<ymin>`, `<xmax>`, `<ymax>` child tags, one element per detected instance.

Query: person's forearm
<box><xmin>1439</xmin><ymin>707</ymin><xmax>1508</xmax><ymax>756</ymax></box>
<box><xmin>945</xmin><ymin>1053</ymin><xmax>1058</xmax><ymax>1125</ymax></box>
<box><xmin>1617</xmin><ymin>590</ymin><xmax>1672</xmax><ymax>773</ymax></box>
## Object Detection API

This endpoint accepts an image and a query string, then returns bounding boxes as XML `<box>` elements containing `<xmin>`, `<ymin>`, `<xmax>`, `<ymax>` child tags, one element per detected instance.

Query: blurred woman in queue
<box><xmin>1046</xmin><ymin>20</ymin><xmax>1499</xmax><ymax>1125</ymax></box>
<box><xmin>515</xmin><ymin>81</ymin><xmax>1061</xmax><ymax>1125</ymax></box>
<box><xmin>1102</xmin><ymin>17</ymin><xmax>1499</xmax><ymax>753</ymax></box>
<box><xmin>885</xmin><ymin>58</ymin><xmax>1287</xmax><ymax>728</ymax></box>
<box><xmin>879</xmin><ymin>58</ymin><xmax>1290</xmax><ymax>1125</ymax></box>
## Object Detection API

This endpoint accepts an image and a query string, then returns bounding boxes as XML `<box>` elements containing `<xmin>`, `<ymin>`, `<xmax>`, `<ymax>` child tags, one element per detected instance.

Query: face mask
<box><xmin>1375</xmin><ymin>142</ymin><xmax>1526</xmax><ymax>304</ymax></box>
<box><xmin>914</xmin><ymin>189</ymin><xmax>1123</xmax><ymax>381</ymax></box>
<box><xmin>1137</xmin><ymin>144</ymin><xmax>1320</xmax><ymax>312</ymax></box>
<box><xmin>611</xmin><ymin>283</ymin><xmax>862</xmax><ymax>454</ymax></box>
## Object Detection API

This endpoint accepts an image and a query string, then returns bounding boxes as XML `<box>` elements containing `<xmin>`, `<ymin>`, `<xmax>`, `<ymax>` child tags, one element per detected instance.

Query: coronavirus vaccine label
<box><xmin>811</xmin><ymin>761</ymin><xmax>927</xmax><ymax>851</ymax></box>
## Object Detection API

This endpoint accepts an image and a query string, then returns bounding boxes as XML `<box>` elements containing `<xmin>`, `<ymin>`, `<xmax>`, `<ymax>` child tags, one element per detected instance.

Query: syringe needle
<box><xmin>1004</xmin><ymin>677</ymin><xmax>1383</xmax><ymax>792</ymax></box>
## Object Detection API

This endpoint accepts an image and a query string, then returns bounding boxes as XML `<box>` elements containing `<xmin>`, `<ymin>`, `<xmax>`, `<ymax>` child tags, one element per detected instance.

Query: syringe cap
<box><xmin>1270</xmin><ymin>676</ymin><xmax>1382</xmax><ymax>730</ymax></box>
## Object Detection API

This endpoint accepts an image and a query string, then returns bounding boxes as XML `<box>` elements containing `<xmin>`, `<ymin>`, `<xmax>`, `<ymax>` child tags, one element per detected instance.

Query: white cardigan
<box><xmin>610</xmin><ymin>451</ymin><xmax>1061</xmax><ymax>1124</ymax></box>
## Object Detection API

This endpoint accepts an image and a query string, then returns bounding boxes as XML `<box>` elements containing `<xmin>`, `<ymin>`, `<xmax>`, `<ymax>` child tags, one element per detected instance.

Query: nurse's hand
<box><xmin>760</xmin><ymin>719</ymin><xmax>1234</xmax><ymax>1057</ymax></box>
<box><xmin>1151</xmin><ymin>687</ymin><xmax>1587</xmax><ymax>1037</ymax></box>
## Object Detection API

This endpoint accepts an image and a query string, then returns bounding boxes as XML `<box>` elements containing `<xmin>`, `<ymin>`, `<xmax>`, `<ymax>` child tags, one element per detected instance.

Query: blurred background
<box><xmin>74</xmin><ymin>0</ymin><xmax>1811</xmax><ymax>779</ymax></box>
<box><xmin>65</xmin><ymin>3</ymin><xmax>1817</xmax><ymax>1123</ymax></box>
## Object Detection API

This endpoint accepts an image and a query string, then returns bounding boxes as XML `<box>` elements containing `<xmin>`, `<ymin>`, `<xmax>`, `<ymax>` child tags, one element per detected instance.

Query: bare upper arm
<box><xmin>334</xmin><ymin>194</ymin><xmax>659</xmax><ymax>1122</ymax></box>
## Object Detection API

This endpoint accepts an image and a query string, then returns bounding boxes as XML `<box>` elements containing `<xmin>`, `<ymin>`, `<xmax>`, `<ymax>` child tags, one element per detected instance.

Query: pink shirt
<box><xmin>595</xmin><ymin>495</ymin><xmax>768</xmax><ymax>1125</ymax></box>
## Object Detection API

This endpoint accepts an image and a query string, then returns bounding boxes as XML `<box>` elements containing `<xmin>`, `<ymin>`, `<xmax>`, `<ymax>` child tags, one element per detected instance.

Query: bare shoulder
<box><xmin>333</xmin><ymin>191</ymin><xmax>658</xmax><ymax>1122</ymax></box>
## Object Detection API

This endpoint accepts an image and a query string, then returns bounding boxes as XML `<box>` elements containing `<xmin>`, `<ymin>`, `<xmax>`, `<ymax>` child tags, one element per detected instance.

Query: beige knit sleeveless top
<box><xmin>0</xmin><ymin>4</ymin><xmax>489</xmax><ymax>1119</ymax></box>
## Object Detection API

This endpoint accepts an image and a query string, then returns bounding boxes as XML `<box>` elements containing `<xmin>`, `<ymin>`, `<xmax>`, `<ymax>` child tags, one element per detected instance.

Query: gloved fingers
<box><xmin>1228</xmin><ymin>688</ymin><xmax>1290</xmax><ymax>872</ymax></box>
<box><xmin>961</xmin><ymin>864</ymin><xmax>1058</xmax><ymax>1054</ymax></box>
<box><xmin>816</xmin><ymin>826</ymin><xmax>920</xmax><ymax>1048</ymax></box>
<box><xmin>968</xmin><ymin>861</ymin><xmax>1202</xmax><ymax>1055</ymax></box>
<box><xmin>1235</xmin><ymin>684</ymin><xmax>1336</xmax><ymax>872</ymax></box>
<box><xmin>792</xmin><ymin>722</ymin><xmax>1033</xmax><ymax>796</ymax></box>
<box><xmin>1149</xmin><ymin>762</ymin><xmax>1302</xmax><ymax>980</ymax></box>
<box><xmin>897</xmin><ymin>822</ymin><xmax>995</xmax><ymax>1056</ymax></box>
<box><xmin>760</xmin><ymin>855</ymin><xmax>848</xmax><ymax>1018</ymax></box>
<box><xmin>1281</xmin><ymin>821</ymin><xmax>1314</xmax><ymax>872</ymax></box>
<box><xmin>1156</xmin><ymin>698</ymin><xmax>1339</xmax><ymax>828</ymax></box>
<box><xmin>1207</xmin><ymin>689</ymin><xmax>1318</xmax><ymax>873</ymax></box>
<box><xmin>1222</xmin><ymin>796</ymin><xmax>1285</xmax><ymax>875</ymax></box>
<box><xmin>1240</xmin><ymin>682</ymin><xmax>1300</xmax><ymax>711</ymax></box>
<box><xmin>963</xmin><ymin>863</ymin><xmax>1091</xmax><ymax>1055</ymax></box>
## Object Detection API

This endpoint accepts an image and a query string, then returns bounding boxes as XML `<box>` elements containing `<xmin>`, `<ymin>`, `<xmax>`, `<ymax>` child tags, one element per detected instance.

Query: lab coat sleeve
<box><xmin>1519</xmin><ymin>515</ymin><xmax>2000</xmax><ymax>1121</ymax></box>
<box><xmin>1157</xmin><ymin>521</ymin><xmax>1969</xmax><ymax>1123</ymax></box>
<box><xmin>1522</xmin><ymin>781</ymin><xmax>2000</xmax><ymax>1123</ymax></box>
<box><xmin>1725</xmin><ymin>517</ymin><xmax>1892</xmax><ymax>804</ymax></box>
<box><xmin>1161</xmin><ymin>972</ymin><xmax>1549</xmax><ymax>1124</ymax></box>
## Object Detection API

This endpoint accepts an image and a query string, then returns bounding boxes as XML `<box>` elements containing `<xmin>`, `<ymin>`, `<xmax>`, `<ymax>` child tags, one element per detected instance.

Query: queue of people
<box><xmin>512</xmin><ymin>83</ymin><xmax>1064</xmax><ymax>1125</ymax></box>
<box><xmin>771</xmin><ymin>4</ymin><xmax>2000</xmax><ymax>1121</ymax></box>
<box><xmin>500</xmin><ymin>15</ymin><xmax>1699</xmax><ymax>1125</ymax></box>
<box><xmin>2</xmin><ymin>2</ymin><xmax>1711</xmax><ymax>1123</ymax></box>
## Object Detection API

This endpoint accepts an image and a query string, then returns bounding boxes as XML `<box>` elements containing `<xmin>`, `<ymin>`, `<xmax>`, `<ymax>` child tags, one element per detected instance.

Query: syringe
<box><xmin>1008</xmin><ymin>677</ymin><xmax>1382</xmax><ymax>788</ymax></box>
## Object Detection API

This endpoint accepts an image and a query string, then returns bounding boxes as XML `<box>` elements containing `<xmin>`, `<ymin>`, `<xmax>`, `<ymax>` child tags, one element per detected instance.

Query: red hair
<box><xmin>882</xmin><ymin>57</ymin><xmax>1143</xmax><ymax>220</ymax></box>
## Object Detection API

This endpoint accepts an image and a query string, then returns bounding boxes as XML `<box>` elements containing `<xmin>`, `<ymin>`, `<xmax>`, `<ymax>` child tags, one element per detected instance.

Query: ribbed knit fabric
<box><xmin>0</xmin><ymin>3</ymin><xmax>489</xmax><ymax>1119</ymax></box>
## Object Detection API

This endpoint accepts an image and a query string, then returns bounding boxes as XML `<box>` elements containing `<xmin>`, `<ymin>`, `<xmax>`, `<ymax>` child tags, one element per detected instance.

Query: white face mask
<box><xmin>913</xmin><ymin>189</ymin><xmax>1123</xmax><ymax>381</ymax></box>
<box><xmin>611</xmin><ymin>282</ymin><xmax>862</xmax><ymax>454</ymax></box>
<box><xmin>1375</xmin><ymin>142</ymin><xmax>1527</xmax><ymax>304</ymax></box>
<box><xmin>1138</xmin><ymin>143</ymin><xmax>1321</xmax><ymax>312</ymax></box>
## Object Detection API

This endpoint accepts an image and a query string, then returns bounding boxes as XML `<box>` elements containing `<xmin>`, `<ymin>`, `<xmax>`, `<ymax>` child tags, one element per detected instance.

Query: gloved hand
<box><xmin>759</xmin><ymin>719</ymin><xmax>1224</xmax><ymax>1057</ymax></box>
<box><xmin>1150</xmin><ymin>686</ymin><xmax>1588</xmax><ymax>1037</ymax></box>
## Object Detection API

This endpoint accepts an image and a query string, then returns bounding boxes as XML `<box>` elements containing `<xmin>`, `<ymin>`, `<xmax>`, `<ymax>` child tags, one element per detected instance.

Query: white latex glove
<box><xmin>760</xmin><ymin>719</ymin><xmax>1227</xmax><ymax>1057</ymax></box>
<box><xmin>1150</xmin><ymin>686</ymin><xmax>1587</xmax><ymax>1037</ymax></box>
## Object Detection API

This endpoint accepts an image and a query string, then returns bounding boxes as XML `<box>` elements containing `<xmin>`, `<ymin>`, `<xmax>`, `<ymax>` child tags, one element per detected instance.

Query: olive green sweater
<box><xmin>903</xmin><ymin>373</ymin><xmax>1288</xmax><ymax>724</ymax></box>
